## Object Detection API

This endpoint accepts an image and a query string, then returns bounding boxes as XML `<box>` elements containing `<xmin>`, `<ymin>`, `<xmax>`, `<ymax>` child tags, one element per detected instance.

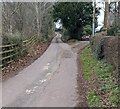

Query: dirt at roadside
<box><xmin>2</xmin><ymin>42</ymin><xmax>51</xmax><ymax>81</ymax></box>
<box><xmin>68</xmin><ymin>41</ymin><xmax>89</xmax><ymax>107</ymax></box>
<box><xmin>76</xmin><ymin>52</ymin><xmax>89</xmax><ymax>107</ymax></box>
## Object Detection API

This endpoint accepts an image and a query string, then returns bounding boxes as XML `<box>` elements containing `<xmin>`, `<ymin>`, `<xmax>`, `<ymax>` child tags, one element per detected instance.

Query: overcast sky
<box><xmin>96</xmin><ymin>0</ymin><xmax>105</xmax><ymax>30</ymax></box>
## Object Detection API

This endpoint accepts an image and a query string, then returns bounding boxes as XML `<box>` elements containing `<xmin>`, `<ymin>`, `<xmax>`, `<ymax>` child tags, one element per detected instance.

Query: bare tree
<box><xmin>35</xmin><ymin>2</ymin><xmax>40</xmax><ymax>38</ymax></box>
<box><xmin>104</xmin><ymin>2</ymin><xmax>110</xmax><ymax>29</ymax></box>
<box><xmin>2</xmin><ymin>2</ymin><xmax>54</xmax><ymax>42</ymax></box>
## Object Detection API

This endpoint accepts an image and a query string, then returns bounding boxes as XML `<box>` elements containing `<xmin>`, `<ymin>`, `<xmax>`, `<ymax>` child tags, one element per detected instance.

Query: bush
<box><xmin>95</xmin><ymin>38</ymin><xmax>105</xmax><ymax>60</ymax></box>
<box><xmin>83</xmin><ymin>25</ymin><xmax>92</xmax><ymax>36</ymax></box>
<box><xmin>91</xmin><ymin>32</ymin><xmax>118</xmax><ymax>69</ymax></box>
<box><xmin>2</xmin><ymin>31</ymin><xmax>26</xmax><ymax>58</ymax></box>
<box><xmin>104</xmin><ymin>36</ymin><xmax>119</xmax><ymax>69</ymax></box>
<box><xmin>90</xmin><ymin>32</ymin><xmax>106</xmax><ymax>52</ymax></box>
<box><xmin>107</xmin><ymin>27</ymin><xmax>118</xmax><ymax>36</ymax></box>
<box><xmin>61</xmin><ymin>28</ymin><xmax>70</xmax><ymax>42</ymax></box>
<box><xmin>2</xmin><ymin>31</ymin><xmax>22</xmax><ymax>45</ymax></box>
<box><xmin>117</xmin><ymin>30</ymin><xmax>120</xmax><ymax>36</ymax></box>
<box><xmin>117</xmin><ymin>32</ymin><xmax>120</xmax><ymax>36</ymax></box>
<box><xmin>95</xmin><ymin>37</ymin><xmax>110</xmax><ymax>60</ymax></box>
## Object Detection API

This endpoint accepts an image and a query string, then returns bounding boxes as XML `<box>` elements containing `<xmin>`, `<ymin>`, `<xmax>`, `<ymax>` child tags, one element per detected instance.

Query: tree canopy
<box><xmin>53</xmin><ymin>2</ymin><xmax>99</xmax><ymax>40</ymax></box>
<box><xmin>83</xmin><ymin>25</ymin><xmax>92</xmax><ymax>35</ymax></box>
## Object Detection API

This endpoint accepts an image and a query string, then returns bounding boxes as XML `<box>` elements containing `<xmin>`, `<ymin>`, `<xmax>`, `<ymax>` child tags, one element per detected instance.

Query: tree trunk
<box><xmin>39</xmin><ymin>3</ymin><xmax>42</xmax><ymax>36</ymax></box>
<box><xmin>35</xmin><ymin>3</ymin><xmax>40</xmax><ymax>38</ymax></box>
<box><xmin>9</xmin><ymin>17</ymin><xmax>13</xmax><ymax>35</ymax></box>
<box><xmin>118</xmin><ymin>2</ymin><xmax>120</xmax><ymax>29</ymax></box>
<box><xmin>104</xmin><ymin>2</ymin><xmax>110</xmax><ymax>30</ymax></box>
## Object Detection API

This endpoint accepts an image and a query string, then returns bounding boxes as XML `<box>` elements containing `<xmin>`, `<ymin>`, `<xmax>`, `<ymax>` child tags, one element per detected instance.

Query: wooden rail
<box><xmin>0</xmin><ymin>35</ymin><xmax>37</xmax><ymax>70</ymax></box>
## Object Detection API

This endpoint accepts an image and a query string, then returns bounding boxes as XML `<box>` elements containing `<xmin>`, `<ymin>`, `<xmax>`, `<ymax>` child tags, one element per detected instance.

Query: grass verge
<box><xmin>80</xmin><ymin>46</ymin><xmax>119</xmax><ymax>107</ymax></box>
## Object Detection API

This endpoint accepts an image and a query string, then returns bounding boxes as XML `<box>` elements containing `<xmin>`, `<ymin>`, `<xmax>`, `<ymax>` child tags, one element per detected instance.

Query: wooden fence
<box><xmin>0</xmin><ymin>35</ymin><xmax>37</xmax><ymax>70</ymax></box>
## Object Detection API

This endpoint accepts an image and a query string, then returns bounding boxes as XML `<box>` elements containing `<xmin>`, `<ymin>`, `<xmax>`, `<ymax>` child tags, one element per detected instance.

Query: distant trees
<box><xmin>106</xmin><ymin>2</ymin><xmax>120</xmax><ymax>35</ymax></box>
<box><xmin>83</xmin><ymin>25</ymin><xmax>92</xmax><ymax>36</ymax></box>
<box><xmin>2</xmin><ymin>2</ymin><xmax>54</xmax><ymax>44</ymax></box>
<box><xmin>53</xmin><ymin>2</ymin><xmax>99</xmax><ymax>40</ymax></box>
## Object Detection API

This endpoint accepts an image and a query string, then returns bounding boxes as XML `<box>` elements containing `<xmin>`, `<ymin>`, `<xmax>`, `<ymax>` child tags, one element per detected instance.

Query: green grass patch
<box><xmin>87</xmin><ymin>91</ymin><xmax>101</xmax><ymax>107</ymax></box>
<box><xmin>80</xmin><ymin>46</ymin><xmax>119</xmax><ymax>107</ymax></box>
<box><xmin>80</xmin><ymin>46</ymin><xmax>98</xmax><ymax>79</ymax></box>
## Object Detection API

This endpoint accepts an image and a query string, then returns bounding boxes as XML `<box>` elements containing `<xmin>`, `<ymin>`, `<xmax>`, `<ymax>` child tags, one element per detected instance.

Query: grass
<box><xmin>87</xmin><ymin>91</ymin><xmax>101</xmax><ymax>107</ymax></box>
<box><xmin>80</xmin><ymin>46</ymin><xmax>119</xmax><ymax>107</ymax></box>
<box><xmin>80</xmin><ymin>46</ymin><xmax>97</xmax><ymax>79</ymax></box>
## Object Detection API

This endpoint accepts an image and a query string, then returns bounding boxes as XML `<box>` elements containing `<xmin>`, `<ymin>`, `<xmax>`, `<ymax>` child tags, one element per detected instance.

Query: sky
<box><xmin>96</xmin><ymin>0</ymin><xmax>105</xmax><ymax>30</ymax></box>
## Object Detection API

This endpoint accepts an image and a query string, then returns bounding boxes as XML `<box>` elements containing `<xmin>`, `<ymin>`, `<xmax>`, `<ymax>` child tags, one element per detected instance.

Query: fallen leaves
<box><xmin>2</xmin><ymin>42</ymin><xmax>50</xmax><ymax>81</ymax></box>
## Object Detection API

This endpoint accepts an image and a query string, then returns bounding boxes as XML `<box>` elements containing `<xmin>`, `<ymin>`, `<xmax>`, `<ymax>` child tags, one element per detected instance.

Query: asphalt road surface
<box><xmin>2</xmin><ymin>33</ymin><xmax>89</xmax><ymax>107</ymax></box>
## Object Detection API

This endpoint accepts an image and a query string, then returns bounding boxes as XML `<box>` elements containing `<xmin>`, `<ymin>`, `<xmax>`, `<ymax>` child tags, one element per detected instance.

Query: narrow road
<box><xmin>2</xmin><ymin>33</ymin><xmax>89</xmax><ymax>107</ymax></box>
